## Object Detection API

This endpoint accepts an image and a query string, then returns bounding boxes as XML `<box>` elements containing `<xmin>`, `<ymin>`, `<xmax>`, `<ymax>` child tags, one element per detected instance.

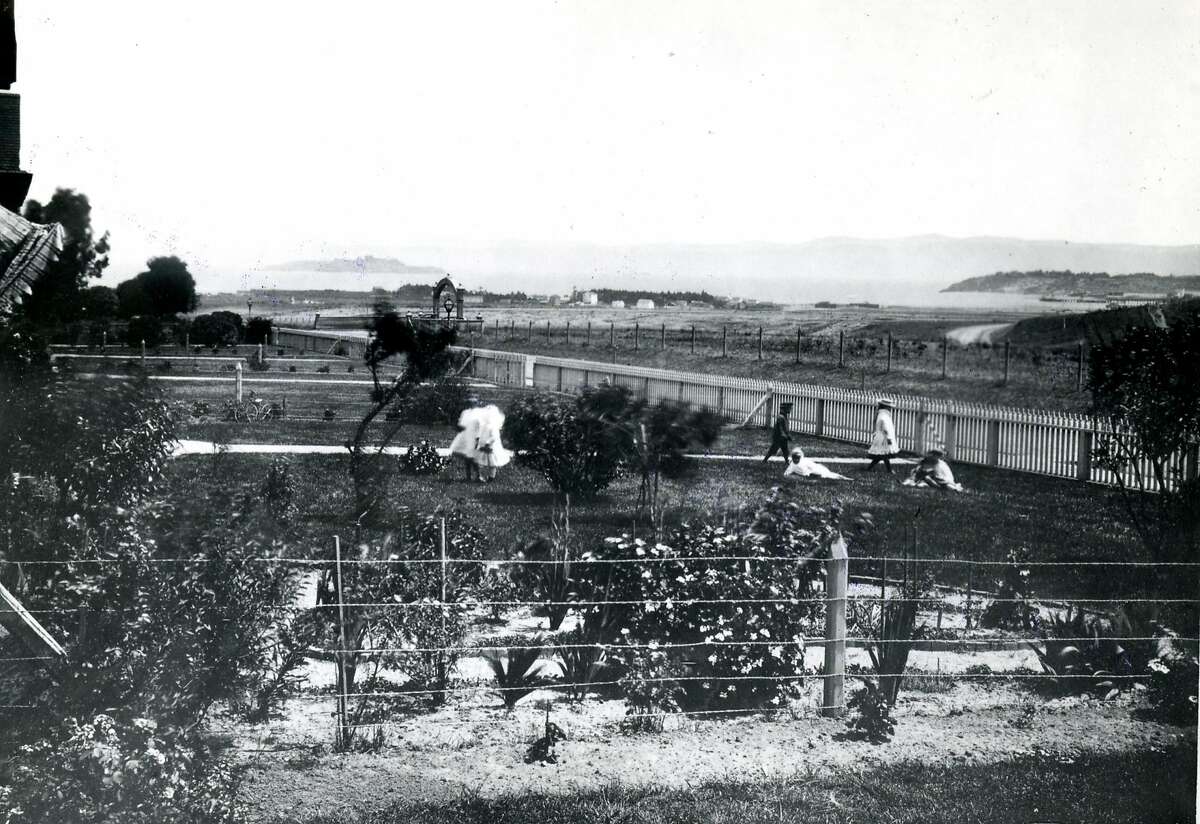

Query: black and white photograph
<box><xmin>1</xmin><ymin>2</ymin><xmax>1198</xmax><ymax>822</ymax></box>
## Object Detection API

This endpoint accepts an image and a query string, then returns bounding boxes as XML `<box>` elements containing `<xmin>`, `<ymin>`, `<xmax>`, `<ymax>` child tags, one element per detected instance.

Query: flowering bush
<box><xmin>1146</xmin><ymin>650</ymin><xmax>1199</xmax><ymax>723</ymax></box>
<box><xmin>403</xmin><ymin>441</ymin><xmax>448</xmax><ymax>475</ymax></box>
<box><xmin>1</xmin><ymin>715</ymin><xmax>241</xmax><ymax>824</ymax></box>
<box><xmin>578</xmin><ymin>488</ymin><xmax>839</xmax><ymax>711</ymax></box>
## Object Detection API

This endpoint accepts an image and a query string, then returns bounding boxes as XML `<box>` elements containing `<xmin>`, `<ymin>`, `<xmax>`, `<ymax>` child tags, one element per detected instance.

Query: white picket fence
<box><xmin>274</xmin><ymin>329</ymin><xmax>1196</xmax><ymax>490</ymax></box>
<box><xmin>463</xmin><ymin>346</ymin><xmax>1197</xmax><ymax>491</ymax></box>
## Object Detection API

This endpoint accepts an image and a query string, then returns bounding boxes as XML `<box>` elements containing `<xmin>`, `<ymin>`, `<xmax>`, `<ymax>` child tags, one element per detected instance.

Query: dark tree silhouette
<box><xmin>18</xmin><ymin>189</ymin><xmax>110</xmax><ymax>323</ymax></box>
<box><xmin>116</xmin><ymin>256</ymin><xmax>198</xmax><ymax>317</ymax></box>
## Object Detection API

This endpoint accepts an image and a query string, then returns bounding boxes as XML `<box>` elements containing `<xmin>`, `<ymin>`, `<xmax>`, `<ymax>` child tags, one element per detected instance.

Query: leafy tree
<box><xmin>1089</xmin><ymin>310</ymin><xmax>1200</xmax><ymax>603</ymax></box>
<box><xmin>80</xmin><ymin>285</ymin><xmax>118</xmax><ymax>320</ymax></box>
<box><xmin>125</xmin><ymin>314</ymin><xmax>166</xmax><ymax>348</ymax></box>
<box><xmin>349</xmin><ymin>306</ymin><xmax>457</xmax><ymax>515</ymax></box>
<box><xmin>0</xmin><ymin>325</ymin><xmax>299</xmax><ymax>821</ymax></box>
<box><xmin>18</xmin><ymin>189</ymin><xmax>110</xmax><ymax>323</ymax></box>
<box><xmin>116</xmin><ymin>256</ymin><xmax>198</xmax><ymax>317</ymax></box>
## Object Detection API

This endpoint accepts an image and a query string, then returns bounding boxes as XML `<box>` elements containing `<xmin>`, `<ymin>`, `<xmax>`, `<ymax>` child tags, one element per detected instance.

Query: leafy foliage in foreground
<box><xmin>846</xmin><ymin>680</ymin><xmax>895</xmax><ymax>743</ymax></box>
<box><xmin>578</xmin><ymin>487</ymin><xmax>839</xmax><ymax>711</ymax></box>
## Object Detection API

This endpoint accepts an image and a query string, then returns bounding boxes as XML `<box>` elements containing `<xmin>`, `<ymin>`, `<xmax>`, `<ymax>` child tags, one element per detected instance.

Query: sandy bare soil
<box><xmin>230</xmin><ymin>686</ymin><xmax>1193</xmax><ymax>822</ymax></box>
<box><xmin>221</xmin><ymin>601</ymin><xmax>1192</xmax><ymax>821</ymax></box>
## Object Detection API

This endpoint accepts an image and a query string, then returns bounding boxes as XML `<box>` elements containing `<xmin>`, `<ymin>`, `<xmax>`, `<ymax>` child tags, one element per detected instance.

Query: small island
<box><xmin>942</xmin><ymin>270</ymin><xmax>1200</xmax><ymax>298</ymax></box>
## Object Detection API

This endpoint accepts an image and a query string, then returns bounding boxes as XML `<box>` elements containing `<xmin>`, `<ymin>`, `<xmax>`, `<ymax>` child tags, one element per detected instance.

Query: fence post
<box><xmin>610</xmin><ymin>322</ymin><xmax>615</xmax><ymax>348</ymax></box>
<box><xmin>822</xmin><ymin>533</ymin><xmax>848</xmax><ymax>717</ymax></box>
<box><xmin>944</xmin><ymin>414</ymin><xmax>958</xmax><ymax>460</ymax></box>
<box><xmin>634</xmin><ymin>323</ymin><xmax>639</xmax><ymax>351</ymax></box>
<box><xmin>334</xmin><ymin>535</ymin><xmax>349</xmax><ymax>747</ymax></box>
<box><xmin>438</xmin><ymin>518</ymin><xmax>448</xmax><ymax>706</ymax></box>
<box><xmin>838</xmin><ymin>331</ymin><xmax>845</xmax><ymax>368</ymax></box>
<box><xmin>941</xmin><ymin>336</ymin><xmax>948</xmax><ymax>379</ymax></box>
<box><xmin>691</xmin><ymin>325</ymin><xmax>696</xmax><ymax>354</ymax></box>
<box><xmin>257</xmin><ymin>343</ymin><xmax>264</xmax><ymax>365</ymax></box>
<box><xmin>235</xmin><ymin>361</ymin><xmax>243</xmax><ymax>402</ymax></box>
<box><xmin>586</xmin><ymin>322</ymin><xmax>591</xmax><ymax>347</ymax></box>
<box><xmin>546</xmin><ymin>320</ymin><xmax>551</xmax><ymax>343</ymax></box>
<box><xmin>494</xmin><ymin>319</ymin><xmax>499</xmax><ymax>339</ymax></box>
<box><xmin>101</xmin><ymin>330</ymin><xmax>106</xmax><ymax>352</ymax></box>
<box><xmin>528</xmin><ymin>320</ymin><xmax>533</xmax><ymax>343</ymax></box>
<box><xmin>140</xmin><ymin>339</ymin><xmax>146</xmax><ymax>362</ymax></box>
<box><xmin>661</xmin><ymin>323</ymin><xmax>666</xmax><ymax>349</ymax></box>
<box><xmin>885</xmin><ymin>331</ymin><xmax>892</xmax><ymax>373</ymax></box>
<box><xmin>985</xmin><ymin>419</ymin><xmax>1001</xmax><ymax>466</ymax></box>
<box><xmin>565</xmin><ymin>321</ymin><xmax>570</xmax><ymax>346</ymax></box>
<box><xmin>757</xmin><ymin>327</ymin><xmax>763</xmax><ymax>360</ymax></box>
<box><xmin>1002</xmin><ymin>341</ymin><xmax>1011</xmax><ymax>385</ymax></box>
<box><xmin>1076</xmin><ymin>430</ymin><xmax>1094</xmax><ymax>482</ymax></box>
<box><xmin>717</xmin><ymin>385</ymin><xmax>726</xmax><ymax>417</ymax></box>
<box><xmin>558</xmin><ymin>366</ymin><xmax>565</xmax><ymax>392</ymax></box>
<box><xmin>795</xmin><ymin>327</ymin><xmax>802</xmax><ymax>364</ymax></box>
<box><xmin>814</xmin><ymin>397</ymin><xmax>826</xmax><ymax>437</ymax></box>
<box><xmin>721</xmin><ymin>326</ymin><xmax>727</xmax><ymax>358</ymax></box>
<box><xmin>915</xmin><ymin>400</ymin><xmax>928</xmax><ymax>455</ymax></box>
<box><xmin>1076</xmin><ymin>343</ymin><xmax>1085</xmax><ymax>391</ymax></box>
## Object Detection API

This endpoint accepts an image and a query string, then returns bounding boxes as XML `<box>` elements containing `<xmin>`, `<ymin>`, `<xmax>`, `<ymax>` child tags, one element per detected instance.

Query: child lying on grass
<box><xmin>783</xmin><ymin>447</ymin><xmax>850</xmax><ymax>480</ymax></box>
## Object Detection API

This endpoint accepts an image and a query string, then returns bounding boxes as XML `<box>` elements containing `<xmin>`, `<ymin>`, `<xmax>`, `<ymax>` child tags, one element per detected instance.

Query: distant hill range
<box><xmin>265</xmin><ymin>256</ymin><xmax>446</xmax><ymax>276</ymax></box>
<box><xmin>943</xmin><ymin>270</ymin><xmax>1200</xmax><ymax>296</ymax></box>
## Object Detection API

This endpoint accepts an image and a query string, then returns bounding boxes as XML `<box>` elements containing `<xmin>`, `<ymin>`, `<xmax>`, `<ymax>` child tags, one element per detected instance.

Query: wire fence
<box><xmin>4</xmin><ymin>527</ymin><xmax>1195</xmax><ymax>748</ymax></box>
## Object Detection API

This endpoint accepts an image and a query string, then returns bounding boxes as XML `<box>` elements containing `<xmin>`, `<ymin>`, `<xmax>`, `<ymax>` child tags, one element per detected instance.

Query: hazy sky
<box><xmin>15</xmin><ymin>1</ymin><xmax>1200</xmax><ymax>282</ymax></box>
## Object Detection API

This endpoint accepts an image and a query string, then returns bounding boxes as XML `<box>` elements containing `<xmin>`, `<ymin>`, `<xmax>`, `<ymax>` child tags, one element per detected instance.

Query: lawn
<box><xmin>280</xmin><ymin>742</ymin><xmax>1197</xmax><ymax>824</ymax></box>
<box><xmin>168</xmin><ymin>424</ymin><xmax>1149</xmax><ymax>603</ymax></box>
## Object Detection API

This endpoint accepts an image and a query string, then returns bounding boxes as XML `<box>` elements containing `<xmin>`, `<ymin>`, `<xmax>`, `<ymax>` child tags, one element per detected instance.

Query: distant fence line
<box><xmin>455</xmin><ymin>318</ymin><xmax>1088</xmax><ymax>390</ymax></box>
<box><xmin>273</xmin><ymin>329</ymin><xmax>1197</xmax><ymax>490</ymax></box>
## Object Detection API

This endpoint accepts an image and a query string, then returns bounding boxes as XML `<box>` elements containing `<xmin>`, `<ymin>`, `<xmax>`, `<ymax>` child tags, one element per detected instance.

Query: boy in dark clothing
<box><xmin>763</xmin><ymin>402</ymin><xmax>793</xmax><ymax>462</ymax></box>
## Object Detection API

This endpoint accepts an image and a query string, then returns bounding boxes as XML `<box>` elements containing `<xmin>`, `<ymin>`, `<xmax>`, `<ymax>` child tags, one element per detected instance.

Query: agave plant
<box><xmin>1029</xmin><ymin>606</ymin><xmax>1145</xmax><ymax>695</ymax></box>
<box><xmin>483</xmin><ymin>635</ymin><xmax>550</xmax><ymax>709</ymax></box>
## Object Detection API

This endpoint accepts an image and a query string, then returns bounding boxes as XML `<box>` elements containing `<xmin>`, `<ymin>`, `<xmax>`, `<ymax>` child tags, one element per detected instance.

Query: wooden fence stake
<box><xmin>234</xmin><ymin>361</ymin><xmax>243</xmax><ymax>402</ymax></box>
<box><xmin>101</xmin><ymin>331</ymin><xmax>106</xmax><ymax>352</ymax></box>
<box><xmin>941</xmin><ymin>335</ymin><xmax>948</xmax><ymax>379</ymax></box>
<box><xmin>691</xmin><ymin>325</ymin><xmax>696</xmax><ymax>354</ymax></box>
<box><xmin>334</xmin><ymin>535</ymin><xmax>349</xmax><ymax>747</ymax></box>
<box><xmin>757</xmin><ymin>327</ymin><xmax>763</xmax><ymax>360</ymax></box>
<box><xmin>965</xmin><ymin>564</ymin><xmax>974</xmax><ymax>630</ymax></box>
<box><xmin>565</xmin><ymin>321</ymin><xmax>570</xmax><ymax>346</ymax></box>
<box><xmin>885</xmin><ymin>331</ymin><xmax>892</xmax><ymax>373</ymax></box>
<box><xmin>438</xmin><ymin>518</ymin><xmax>448</xmax><ymax>706</ymax></box>
<box><xmin>140</xmin><ymin>339</ymin><xmax>146</xmax><ymax>362</ymax></box>
<box><xmin>795</xmin><ymin>327</ymin><xmax>801</xmax><ymax>364</ymax></box>
<box><xmin>586</xmin><ymin>322</ymin><xmax>591</xmax><ymax>347</ymax></box>
<box><xmin>661</xmin><ymin>323</ymin><xmax>666</xmax><ymax>349</ymax></box>
<box><xmin>634</xmin><ymin>323</ymin><xmax>639</xmax><ymax>351</ymax></box>
<box><xmin>838</xmin><ymin>331</ymin><xmax>845</xmax><ymax>368</ymax></box>
<box><xmin>610</xmin><ymin>322</ymin><xmax>615</xmax><ymax>348</ymax></box>
<box><xmin>1076</xmin><ymin>343</ymin><xmax>1085</xmax><ymax>391</ymax></box>
<box><xmin>721</xmin><ymin>325</ymin><xmax>727</xmax><ymax>358</ymax></box>
<box><xmin>822</xmin><ymin>533</ymin><xmax>848</xmax><ymax>717</ymax></box>
<box><xmin>528</xmin><ymin>320</ymin><xmax>533</xmax><ymax>343</ymax></box>
<box><xmin>1003</xmin><ymin>340</ymin><xmax>1011</xmax><ymax>385</ymax></box>
<box><xmin>546</xmin><ymin>320</ymin><xmax>551</xmax><ymax>343</ymax></box>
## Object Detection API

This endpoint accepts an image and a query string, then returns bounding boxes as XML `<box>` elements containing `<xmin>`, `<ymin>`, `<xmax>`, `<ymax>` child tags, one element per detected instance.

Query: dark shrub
<box><xmin>189</xmin><ymin>313</ymin><xmax>241</xmax><ymax>347</ymax></box>
<box><xmin>505</xmin><ymin>386</ymin><xmax>630</xmax><ymax>497</ymax></box>
<box><xmin>124</xmin><ymin>315</ymin><xmax>165</xmax><ymax>348</ymax></box>
<box><xmin>245</xmin><ymin>316</ymin><xmax>273</xmax><ymax>345</ymax></box>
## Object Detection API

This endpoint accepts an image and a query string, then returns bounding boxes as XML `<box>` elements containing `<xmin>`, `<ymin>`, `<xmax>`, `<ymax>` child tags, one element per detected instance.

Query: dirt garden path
<box><xmin>170</xmin><ymin>438</ymin><xmax>915</xmax><ymax>465</ymax></box>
